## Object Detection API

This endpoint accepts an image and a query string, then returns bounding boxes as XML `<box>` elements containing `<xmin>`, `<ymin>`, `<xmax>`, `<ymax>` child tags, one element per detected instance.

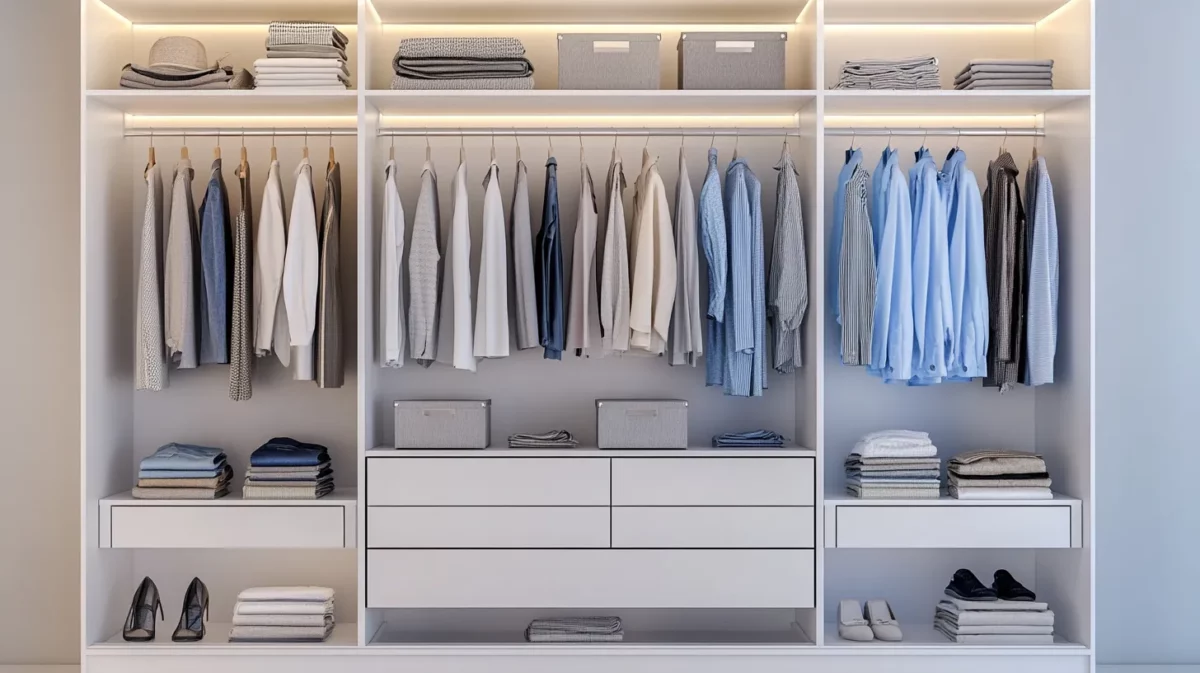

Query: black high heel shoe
<box><xmin>172</xmin><ymin>577</ymin><xmax>210</xmax><ymax>642</ymax></box>
<box><xmin>122</xmin><ymin>577</ymin><xmax>164</xmax><ymax>642</ymax></box>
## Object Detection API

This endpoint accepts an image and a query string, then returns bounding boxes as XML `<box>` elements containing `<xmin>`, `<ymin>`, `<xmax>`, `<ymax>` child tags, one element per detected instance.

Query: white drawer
<box><xmin>368</xmin><ymin>507</ymin><xmax>610</xmax><ymax>548</ymax></box>
<box><xmin>107</xmin><ymin>505</ymin><xmax>348</xmax><ymax>549</ymax></box>
<box><xmin>368</xmin><ymin>458</ymin><xmax>609</xmax><ymax>506</ymax></box>
<box><xmin>612</xmin><ymin>458</ymin><xmax>814</xmax><ymax>505</ymax></box>
<box><xmin>367</xmin><ymin>549</ymin><xmax>815</xmax><ymax>608</ymax></box>
<box><xmin>612</xmin><ymin>507</ymin><xmax>814</xmax><ymax>548</ymax></box>
<box><xmin>829</xmin><ymin>505</ymin><xmax>1078</xmax><ymax>548</ymax></box>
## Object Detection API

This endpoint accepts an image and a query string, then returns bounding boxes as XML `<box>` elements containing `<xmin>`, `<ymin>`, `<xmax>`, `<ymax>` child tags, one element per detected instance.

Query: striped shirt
<box><xmin>723</xmin><ymin>158</ymin><xmax>767</xmax><ymax>397</ymax></box>
<box><xmin>769</xmin><ymin>152</ymin><xmax>808</xmax><ymax>373</ymax></box>
<box><xmin>982</xmin><ymin>152</ymin><xmax>1027</xmax><ymax>391</ymax></box>
<box><xmin>407</xmin><ymin>161</ymin><xmax>441</xmax><ymax>367</ymax></box>
<box><xmin>1024</xmin><ymin>156</ymin><xmax>1058</xmax><ymax>386</ymax></box>
<box><xmin>839</xmin><ymin>163</ymin><xmax>876</xmax><ymax>367</ymax></box>
<box><xmin>699</xmin><ymin>148</ymin><xmax>728</xmax><ymax>387</ymax></box>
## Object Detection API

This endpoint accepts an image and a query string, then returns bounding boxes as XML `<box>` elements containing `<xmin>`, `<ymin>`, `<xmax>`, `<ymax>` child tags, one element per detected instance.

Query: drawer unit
<box><xmin>367</xmin><ymin>549</ymin><xmax>815</xmax><ymax>608</ymax></box>
<box><xmin>612</xmin><ymin>457</ymin><xmax>815</xmax><ymax>505</ymax></box>
<box><xmin>828</xmin><ymin>504</ymin><xmax>1080</xmax><ymax>548</ymax></box>
<box><xmin>368</xmin><ymin>457</ymin><xmax>610</xmax><ymax>506</ymax></box>
<box><xmin>612</xmin><ymin>507</ymin><xmax>815</xmax><ymax>548</ymax></box>
<box><xmin>106</xmin><ymin>505</ymin><xmax>349</xmax><ymax>549</ymax></box>
<box><xmin>368</xmin><ymin>507</ymin><xmax>610</xmax><ymax>548</ymax></box>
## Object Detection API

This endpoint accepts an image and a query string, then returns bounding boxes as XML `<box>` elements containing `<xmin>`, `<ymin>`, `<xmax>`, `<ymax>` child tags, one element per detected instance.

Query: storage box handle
<box><xmin>715</xmin><ymin>40</ymin><xmax>756</xmax><ymax>53</ymax></box>
<box><xmin>625</xmin><ymin>409</ymin><xmax>660</xmax><ymax>417</ymax></box>
<box><xmin>421</xmin><ymin>409</ymin><xmax>458</xmax><ymax>416</ymax></box>
<box><xmin>593</xmin><ymin>40</ymin><xmax>631</xmax><ymax>53</ymax></box>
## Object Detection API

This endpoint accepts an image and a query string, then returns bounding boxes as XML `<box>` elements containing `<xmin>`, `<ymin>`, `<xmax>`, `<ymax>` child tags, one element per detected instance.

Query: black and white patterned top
<box><xmin>228</xmin><ymin>164</ymin><xmax>253</xmax><ymax>401</ymax></box>
<box><xmin>769</xmin><ymin>152</ymin><xmax>809</xmax><ymax>373</ymax></box>
<box><xmin>838</xmin><ymin>164</ymin><xmax>876</xmax><ymax>366</ymax></box>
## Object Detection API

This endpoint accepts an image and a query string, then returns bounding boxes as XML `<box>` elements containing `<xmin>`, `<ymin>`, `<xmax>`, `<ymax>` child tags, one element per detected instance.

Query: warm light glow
<box><xmin>795</xmin><ymin>0</ymin><xmax>816</xmax><ymax>24</ymax></box>
<box><xmin>131</xmin><ymin>24</ymin><xmax>357</xmax><ymax>32</ymax></box>
<box><xmin>90</xmin><ymin>0</ymin><xmax>133</xmax><ymax>27</ymax></box>
<box><xmin>381</xmin><ymin>114</ymin><xmax>799</xmax><ymax>129</ymax></box>
<box><xmin>126</xmin><ymin>115</ymin><xmax>359</xmax><ymax>129</ymax></box>
<box><xmin>826</xmin><ymin>114</ymin><xmax>1041</xmax><ymax>128</ymax></box>
<box><xmin>1035</xmin><ymin>0</ymin><xmax>1085</xmax><ymax>27</ymax></box>
<box><xmin>823</xmin><ymin>23</ymin><xmax>1033</xmax><ymax>31</ymax></box>
<box><xmin>367</xmin><ymin>0</ymin><xmax>384</xmax><ymax>26</ymax></box>
<box><xmin>382</xmin><ymin>23</ymin><xmax>796</xmax><ymax>33</ymax></box>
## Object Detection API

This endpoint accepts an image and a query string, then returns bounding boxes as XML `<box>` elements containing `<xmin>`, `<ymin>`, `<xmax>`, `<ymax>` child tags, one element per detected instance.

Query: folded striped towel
<box><xmin>508</xmin><ymin>430</ymin><xmax>579</xmax><ymax>449</ymax></box>
<box><xmin>526</xmin><ymin>617</ymin><xmax>623</xmax><ymax>642</ymax></box>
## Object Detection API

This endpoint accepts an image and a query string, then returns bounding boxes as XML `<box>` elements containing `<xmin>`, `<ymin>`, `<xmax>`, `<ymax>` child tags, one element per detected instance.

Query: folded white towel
<box><xmin>861</xmin><ymin>430</ymin><xmax>930</xmax><ymax>442</ymax></box>
<box><xmin>237</xmin><ymin>586</ymin><xmax>335</xmax><ymax>603</ymax></box>
<box><xmin>937</xmin><ymin>607</ymin><xmax>1055</xmax><ymax>627</ymax></box>
<box><xmin>935</xmin><ymin>620</ymin><xmax>1054</xmax><ymax>635</ymax></box>
<box><xmin>255</xmin><ymin>67</ymin><xmax>350</xmax><ymax>77</ymax></box>
<box><xmin>934</xmin><ymin>623</ymin><xmax>1054</xmax><ymax>645</ymax></box>
<box><xmin>853</xmin><ymin>442</ymin><xmax>938</xmax><ymax>458</ymax></box>
<box><xmin>254</xmin><ymin>58</ymin><xmax>347</xmax><ymax>69</ymax></box>
<box><xmin>235</xmin><ymin>600</ymin><xmax>334</xmax><ymax>616</ymax></box>
<box><xmin>254</xmin><ymin>81</ymin><xmax>350</xmax><ymax>89</ymax></box>
<box><xmin>232</xmin><ymin>613</ymin><xmax>333</xmax><ymax>627</ymax></box>
<box><xmin>940</xmin><ymin>597</ymin><xmax>1050</xmax><ymax>612</ymax></box>
<box><xmin>949</xmin><ymin>485</ymin><xmax>1053</xmax><ymax>500</ymax></box>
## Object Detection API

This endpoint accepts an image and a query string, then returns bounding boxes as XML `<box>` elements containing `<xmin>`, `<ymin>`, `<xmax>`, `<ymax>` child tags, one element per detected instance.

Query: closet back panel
<box><xmin>821</xmin><ymin>135</ymin><xmax>1040</xmax><ymax>487</ymax></box>
<box><xmin>128</xmin><ymin>135</ymin><xmax>360</xmax><ymax>485</ymax></box>
<box><xmin>369</xmin><ymin>134</ymin><xmax>813</xmax><ymax>447</ymax></box>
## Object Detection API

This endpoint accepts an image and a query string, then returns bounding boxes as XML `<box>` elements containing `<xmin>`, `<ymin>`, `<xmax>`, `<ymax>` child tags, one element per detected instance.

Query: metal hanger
<box><xmin>490</xmin><ymin>128</ymin><xmax>497</xmax><ymax>163</ymax></box>
<box><xmin>848</xmin><ymin>129</ymin><xmax>856</xmax><ymax>151</ymax></box>
<box><xmin>547</xmin><ymin>133</ymin><xmax>554</xmax><ymax>160</ymax></box>
<box><xmin>579</xmin><ymin>129</ymin><xmax>585</xmax><ymax>164</ymax></box>
<box><xmin>1032</xmin><ymin>132</ymin><xmax>1039</xmax><ymax>161</ymax></box>
<box><xmin>955</xmin><ymin>128</ymin><xmax>962</xmax><ymax>152</ymax></box>
<box><xmin>999</xmin><ymin>128</ymin><xmax>1008</xmax><ymax>157</ymax></box>
<box><xmin>709</xmin><ymin>127</ymin><xmax>715</xmax><ymax>149</ymax></box>
<box><xmin>778</xmin><ymin>132</ymin><xmax>789</xmax><ymax>163</ymax></box>
<box><xmin>611</xmin><ymin>130</ymin><xmax>619</xmax><ymax>164</ymax></box>
<box><xmin>733</xmin><ymin>128</ymin><xmax>740</xmax><ymax>160</ymax></box>
<box><xmin>885</xmin><ymin>128</ymin><xmax>892</xmax><ymax>151</ymax></box>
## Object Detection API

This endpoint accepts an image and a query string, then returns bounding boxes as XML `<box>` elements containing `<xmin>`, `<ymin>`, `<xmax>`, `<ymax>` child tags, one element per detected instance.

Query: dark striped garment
<box><xmin>839</xmin><ymin>165</ymin><xmax>876</xmax><ymax>366</ymax></box>
<box><xmin>982</xmin><ymin>152</ymin><xmax>1027</xmax><ymax>391</ymax></box>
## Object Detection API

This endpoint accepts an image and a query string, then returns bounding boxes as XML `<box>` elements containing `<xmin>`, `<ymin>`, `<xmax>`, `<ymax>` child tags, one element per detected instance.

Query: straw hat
<box><xmin>144</xmin><ymin>36</ymin><xmax>212</xmax><ymax>74</ymax></box>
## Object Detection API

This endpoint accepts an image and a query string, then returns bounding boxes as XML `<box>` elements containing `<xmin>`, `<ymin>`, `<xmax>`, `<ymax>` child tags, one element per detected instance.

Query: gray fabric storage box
<box><xmin>678</xmin><ymin>32</ymin><xmax>787</xmax><ymax>90</ymax></box>
<box><xmin>596</xmin><ymin>399</ymin><xmax>688</xmax><ymax>449</ymax></box>
<box><xmin>558</xmin><ymin>33</ymin><xmax>661</xmax><ymax>90</ymax></box>
<box><xmin>394</xmin><ymin>400</ymin><xmax>491</xmax><ymax>449</ymax></box>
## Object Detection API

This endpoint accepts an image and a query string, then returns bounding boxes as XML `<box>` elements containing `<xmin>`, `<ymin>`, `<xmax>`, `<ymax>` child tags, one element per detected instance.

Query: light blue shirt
<box><xmin>941</xmin><ymin>149</ymin><xmax>988</xmax><ymax>380</ymax></box>
<box><xmin>871</xmin><ymin>149</ymin><xmax>891</xmax><ymax>260</ymax></box>
<box><xmin>723</xmin><ymin>158</ymin><xmax>767</xmax><ymax>397</ymax></box>
<box><xmin>829</xmin><ymin>149</ymin><xmax>863</xmax><ymax>329</ymax></box>
<box><xmin>1025</xmin><ymin>156</ymin><xmax>1058</xmax><ymax>385</ymax></box>
<box><xmin>868</xmin><ymin>149</ymin><xmax>914</xmax><ymax>382</ymax></box>
<box><xmin>908</xmin><ymin>148</ymin><xmax>952</xmax><ymax>384</ymax></box>
<box><xmin>700</xmin><ymin>148</ymin><xmax>728</xmax><ymax>387</ymax></box>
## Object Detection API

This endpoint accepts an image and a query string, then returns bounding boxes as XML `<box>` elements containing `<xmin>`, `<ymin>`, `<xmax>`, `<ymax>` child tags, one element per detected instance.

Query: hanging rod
<box><xmin>825</xmin><ymin>127</ymin><xmax>1044</xmax><ymax>137</ymax></box>
<box><xmin>377</xmin><ymin>127</ymin><xmax>801</xmax><ymax>138</ymax></box>
<box><xmin>123</xmin><ymin>128</ymin><xmax>357</xmax><ymax>138</ymax></box>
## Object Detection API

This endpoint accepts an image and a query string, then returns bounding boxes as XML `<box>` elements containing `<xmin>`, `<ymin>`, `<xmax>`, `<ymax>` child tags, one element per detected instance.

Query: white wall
<box><xmin>0</xmin><ymin>0</ymin><xmax>81</xmax><ymax>665</ymax></box>
<box><xmin>1095</xmin><ymin>0</ymin><xmax>1200</xmax><ymax>665</ymax></box>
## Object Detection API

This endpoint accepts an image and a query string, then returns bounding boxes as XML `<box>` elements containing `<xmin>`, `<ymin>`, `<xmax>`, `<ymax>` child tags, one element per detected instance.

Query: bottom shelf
<box><xmin>823</xmin><ymin>622</ymin><xmax>1084</xmax><ymax>650</ymax></box>
<box><xmin>369</xmin><ymin>622</ymin><xmax>812</xmax><ymax>648</ymax></box>
<box><xmin>90</xmin><ymin>623</ymin><xmax>358</xmax><ymax>651</ymax></box>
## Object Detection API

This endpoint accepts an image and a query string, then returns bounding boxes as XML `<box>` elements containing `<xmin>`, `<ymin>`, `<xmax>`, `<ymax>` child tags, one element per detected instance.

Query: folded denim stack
<box><xmin>134</xmin><ymin>443</ymin><xmax>231</xmax><ymax>499</ymax></box>
<box><xmin>256</xmin><ymin>21</ymin><xmax>350</xmax><ymax>89</ymax></box>
<box><xmin>844</xmin><ymin>430</ymin><xmax>941</xmax><ymax>499</ymax></box>
<box><xmin>508</xmin><ymin>430</ymin><xmax>579</xmax><ymax>449</ymax></box>
<box><xmin>954</xmin><ymin>60</ymin><xmax>1054</xmax><ymax>90</ymax></box>
<box><xmin>229</xmin><ymin>587</ymin><xmax>335</xmax><ymax>642</ymax></box>
<box><xmin>119</xmin><ymin>36</ymin><xmax>253</xmax><ymax>90</ymax></box>
<box><xmin>525</xmin><ymin>617</ymin><xmax>623</xmax><ymax>642</ymax></box>
<box><xmin>947</xmin><ymin>449</ymin><xmax>1052</xmax><ymax>500</ymax></box>
<box><xmin>935</xmin><ymin>569</ymin><xmax>1054</xmax><ymax>644</ymax></box>
<box><xmin>242</xmin><ymin>437</ymin><xmax>334</xmax><ymax>500</ymax></box>
<box><xmin>391</xmin><ymin>37</ymin><xmax>535</xmax><ymax>90</ymax></box>
<box><xmin>712</xmin><ymin>430</ymin><xmax>787</xmax><ymax>448</ymax></box>
<box><xmin>834</xmin><ymin>56</ymin><xmax>941</xmax><ymax>89</ymax></box>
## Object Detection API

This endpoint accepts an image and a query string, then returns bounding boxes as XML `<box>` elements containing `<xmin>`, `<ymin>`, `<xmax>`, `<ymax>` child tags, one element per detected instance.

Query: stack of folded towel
<box><xmin>255</xmin><ymin>21</ymin><xmax>350</xmax><ymax>90</ymax></box>
<box><xmin>844</xmin><ymin>430</ymin><xmax>941</xmax><ymax>499</ymax></box>
<box><xmin>134</xmin><ymin>443</ymin><xmax>231</xmax><ymax>499</ymax></box>
<box><xmin>243</xmin><ymin>437</ymin><xmax>334</xmax><ymax>500</ymax></box>
<box><xmin>508</xmin><ymin>430</ymin><xmax>579</xmax><ymax>449</ymax></box>
<box><xmin>525</xmin><ymin>617</ymin><xmax>623</xmax><ymax>642</ymax></box>
<box><xmin>391</xmin><ymin>37</ymin><xmax>535</xmax><ymax>90</ymax></box>
<box><xmin>230</xmin><ymin>587</ymin><xmax>335</xmax><ymax>643</ymax></box>
<box><xmin>712</xmin><ymin>430</ymin><xmax>787</xmax><ymax>448</ymax></box>
<box><xmin>936</xmin><ymin>568</ymin><xmax>1053</xmax><ymax>644</ymax></box>
<box><xmin>954</xmin><ymin>59</ymin><xmax>1054</xmax><ymax>90</ymax></box>
<box><xmin>834</xmin><ymin>56</ymin><xmax>941</xmax><ymax>89</ymax></box>
<box><xmin>947</xmin><ymin>449</ymin><xmax>1052</xmax><ymax>500</ymax></box>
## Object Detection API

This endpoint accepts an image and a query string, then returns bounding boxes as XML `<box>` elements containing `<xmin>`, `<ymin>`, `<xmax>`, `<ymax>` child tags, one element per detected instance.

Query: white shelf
<box><xmin>99</xmin><ymin>489</ymin><xmax>357</xmax><ymax>507</ymax></box>
<box><xmin>824</xmin><ymin>90</ymin><xmax>1090</xmax><ymax>116</ymax></box>
<box><xmin>367</xmin><ymin>446</ymin><xmax>816</xmax><ymax>458</ymax></box>
<box><xmin>825</xmin><ymin>492</ymin><xmax>1081</xmax><ymax>507</ymax></box>
<box><xmin>99</xmin><ymin>0</ymin><xmax>358</xmax><ymax>24</ymax></box>
<box><xmin>369</xmin><ymin>0</ymin><xmax>810</xmax><ymax>24</ymax></box>
<box><xmin>86</xmin><ymin>90</ymin><xmax>359</xmax><ymax>116</ymax></box>
<box><xmin>367</xmin><ymin>90</ymin><xmax>814</xmax><ymax>117</ymax></box>
<box><xmin>90</xmin><ymin>623</ymin><xmax>357</xmax><ymax>653</ymax></box>
<box><xmin>823</xmin><ymin>622</ymin><xmax>1085</xmax><ymax>652</ymax></box>
<box><xmin>824</xmin><ymin>0</ymin><xmax>1074</xmax><ymax>24</ymax></box>
<box><xmin>370</xmin><ymin>622</ymin><xmax>811</xmax><ymax>649</ymax></box>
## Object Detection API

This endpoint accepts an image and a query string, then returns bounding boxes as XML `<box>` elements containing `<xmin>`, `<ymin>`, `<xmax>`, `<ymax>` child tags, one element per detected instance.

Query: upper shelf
<box><xmin>367</xmin><ymin>90</ymin><xmax>814</xmax><ymax>117</ymax></box>
<box><xmin>86</xmin><ymin>90</ymin><xmax>359</xmax><ymax>117</ymax></box>
<box><xmin>368</xmin><ymin>0</ymin><xmax>811</xmax><ymax>24</ymax></box>
<box><xmin>824</xmin><ymin>90</ymin><xmax>1090</xmax><ymax>115</ymax></box>
<box><xmin>97</xmin><ymin>0</ymin><xmax>357</xmax><ymax>24</ymax></box>
<box><xmin>824</xmin><ymin>0</ymin><xmax>1075</xmax><ymax>24</ymax></box>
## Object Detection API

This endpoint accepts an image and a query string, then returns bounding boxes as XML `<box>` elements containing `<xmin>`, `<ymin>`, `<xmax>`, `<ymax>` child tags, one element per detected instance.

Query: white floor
<box><xmin>3</xmin><ymin>662</ymin><xmax>1197</xmax><ymax>672</ymax></box>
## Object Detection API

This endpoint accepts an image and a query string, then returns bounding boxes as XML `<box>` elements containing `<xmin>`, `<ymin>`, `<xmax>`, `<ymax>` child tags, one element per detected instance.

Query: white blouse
<box><xmin>474</xmin><ymin>161</ymin><xmax>510</xmax><ymax>358</ymax></box>
<box><xmin>282</xmin><ymin>156</ymin><xmax>319</xmax><ymax>380</ymax></box>
<box><xmin>436</xmin><ymin>158</ymin><xmax>476</xmax><ymax>372</ymax></box>
<box><xmin>380</xmin><ymin>159</ymin><xmax>407</xmax><ymax>368</ymax></box>
<box><xmin>566</xmin><ymin>162</ymin><xmax>601</xmax><ymax>356</ymax></box>
<box><xmin>253</xmin><ymin>159</ymin><xmax>290</xmax><ymax>365</ymax></box>
<box><xmin>629</xmin><ymin>148</ymin><xmax>678</xmax><ymax>355</ymax></box>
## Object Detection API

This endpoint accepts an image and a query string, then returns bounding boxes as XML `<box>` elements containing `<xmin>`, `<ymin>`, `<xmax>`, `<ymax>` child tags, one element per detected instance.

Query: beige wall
<box><xmin>0</xmin><ymin>0</ymin><xmax>81</xmax><ymax>665</ymax></box>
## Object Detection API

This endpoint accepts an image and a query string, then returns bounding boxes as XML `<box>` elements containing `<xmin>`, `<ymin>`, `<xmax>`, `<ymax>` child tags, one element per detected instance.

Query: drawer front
<box><xmin>832</xmin><ymin>506</ymin><xmax>1074</xmax><ymax>548</ymax></box>
<box><xmin>109</xmin><ymin>506</ymin><xmax>346</xmax><ymax>549</ymax></box>
<box><xmin>369</xmin><ymin>507</ymin><xmax>610</xmax><ymax>548</ymax></box>
<box><xmin>612</xmin><ymin>507</ymin><xmax>814</xmax><ymax>548</ymax></box>
<box><xmin>367</xmin><ymin>549</ymin><xmax>815</xmax><ymax>608</ymax></box>
<box><xmin>612</xmin><ymin>458</ymin><xmax>814</xmax><ymax>505</ymax></box>
<box><xmin>368</xmin><ymin>458</ymin><xmax>610</xmax><ymax>506</ymax></box>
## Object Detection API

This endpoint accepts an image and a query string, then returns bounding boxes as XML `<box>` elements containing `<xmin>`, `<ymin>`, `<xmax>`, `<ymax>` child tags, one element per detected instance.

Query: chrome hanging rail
<box><xmin>376</xmin><ymin>127</ymin><xmax>802</xmax><ymax>138</ymax></box>
<box><xmin>825</xmin><ymin>127</ymin><xmax>1044</xmax><ymax>137</ymax></box>
<box><xmin>123</xmin><ymin>128</ymin><xmax>357</xmax><ymax>138</ymax></box>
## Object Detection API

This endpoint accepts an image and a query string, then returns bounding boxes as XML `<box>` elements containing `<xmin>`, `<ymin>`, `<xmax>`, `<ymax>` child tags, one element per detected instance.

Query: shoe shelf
<box><xmin>90</xmin><ymin>622</ymin><xmax>359</xmax><ymax>652</ymax></box>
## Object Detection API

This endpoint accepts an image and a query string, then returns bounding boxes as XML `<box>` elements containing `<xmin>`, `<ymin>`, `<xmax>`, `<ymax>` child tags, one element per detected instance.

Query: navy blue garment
<box><xmin>198</xmin><ymin>158</ymin><xmax>231</xmax><ymax>364</ymax></box>
<box><xmin>536</xmin><ymin>157</ymin><xmax>564</xmax><ymax>360</ymax></box>
<box><xmin>249</xmin><ymin>437</ymin><xmax>331</xmax><ymax>467</ymax></box>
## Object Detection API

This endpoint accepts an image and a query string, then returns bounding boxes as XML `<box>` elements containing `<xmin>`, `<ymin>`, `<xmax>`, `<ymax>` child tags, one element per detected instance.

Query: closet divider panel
<box><xmin>358</xmin><ymin>99</ymin><xmax>381</xmax><ymax>647</ymax></box>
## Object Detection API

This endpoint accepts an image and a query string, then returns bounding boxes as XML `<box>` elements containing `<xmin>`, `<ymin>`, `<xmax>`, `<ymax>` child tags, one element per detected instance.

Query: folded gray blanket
<box><xmin>391</xmin><ymin>75</ymin><xmax>535</xmax><ymax>90</ymax></box>
<box><xmin>509</xmin><ymin>430</ymin><xmax>580</xmax><ymax>449</ymax></box>
<box><xmin>267</xmin><ymin>44</ymin><xmax>348</xmax><ymax>60</ymax></box>
<box><xmin>955</xmin><ymin>71</ymin><xmax>1052</xmax><ymax>84</ymax></box>
<box><xmin>247</xmin><ymin>461</ymin><xmax>332</xmax><ymax>474</ymax></box>
<box><xmin>229</xmin><ymin>622</ymin><xmax>334</xmax><ymax>642</ymax></box>
<box><xmin>394</xmin><ymin>58</ymin><xmax>534</xmax><ymax>80</ymax></box>
<box><xmin>243</xmin><ymin>483</ymin><xmax>334</xmax><ymax>500</ymax></box>
<box><xmin>956</xmin><ymin>80</ymin><xmax>1054</xmax><ymax>90</ymax></box>
<box><xmin>957</xmin><ymin>59</ymin><xmax>1054</xmax><ymax>73</ymax></box>
<box><xmin>948</xmin><ymin>473</ymin><xmax>1052</xmax><ymax>488</ymax></box>
<box><xmin>526</xmin><ymin>617</ymin><xmax>623</xmax><ymax>642</ymax></box>
<box><xmin>398</xmin><ymin>37</ymin><xmax>526</xmax><ymax>60</ymax></box>
<box><xmin>847</xmin><ymin>469</ymin><xmax>941</xmax><ymax>479</ymax></box>
<box><xmin>948</xmin><ymin>450</ymin><xmax>1047</xmax><ymax>476</ymax></box>
<box><xmin>267</xmin><ymin>21</ymin><xmax>347</xmax><ymax>49</ymax></box>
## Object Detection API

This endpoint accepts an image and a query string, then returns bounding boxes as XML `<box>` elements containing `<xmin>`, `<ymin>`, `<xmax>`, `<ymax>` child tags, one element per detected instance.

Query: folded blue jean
<box><xmin>139</xmin><ymin>443</ymin><xmax>227</xmax><ymax>471</ymax></box>
<box><xmin>139</xmin><ymin>461</ymin><xmax>228</xmax><ymax>479</ymax></box>
<box><xmin>712</xmin><ymin>430</ymin><xmax>787</xmax><ymax>447</ymax></box>
<box><xmin>249</xmin><ymin>437</ymin><xmax>331</xmax><ymax>467</ymax></box>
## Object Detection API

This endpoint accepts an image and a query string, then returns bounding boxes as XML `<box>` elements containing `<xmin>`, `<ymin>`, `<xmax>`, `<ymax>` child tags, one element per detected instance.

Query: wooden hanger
<box><xmin>302</xmin><ymin>130</ymin><xmax>309</xmax><ymax>160</ymax></box>
<box><xmin>327</xmin><ymin>131</ymin><xmax>336</xmax><ymax>172</ymax></box>
<box><xmin>238</xmin><ymin>131</ymin><xmax>248</xmax><ymax>178</ymax></box>
<box><xmin>213</xmin><ymin>131</ymin><xmax>221</xmax><ymax>160</ymax></box>
<box><xmin>459</xmin><ymin>130</ymin><xmax>466</xmax><ymax>165</ymax></box>
<box><xmin>425</xmin><ymin>134</ymin><xmax>431</xmax><ymax>163</ymax></box>
<box><xmin>491</xmin><ymin>130</ymin><xmax>497</xmax><ymax>164</ymax></box>
<box><xmin>147</xmin><ymin>130</ymin><xmax>155</xmax><ymax>167</ymax></box>
<box><xmin>389</xmin><ymin>135</ymin><xmax>395</xmax><ymax>161</ymax></box>
<box><xmin>515</xmin><ymin>131</ymin><xmax>521</xmax><ymax>163</ymax></box>
<box><xmin>180</xmin><ymin>131</ymin><xmax>189</xmax><ymax>160</ymax></box>
<box><xmin>270</xmin><ymin>128</ymin><xmax>277</xmax><ymax>162</ymax></box>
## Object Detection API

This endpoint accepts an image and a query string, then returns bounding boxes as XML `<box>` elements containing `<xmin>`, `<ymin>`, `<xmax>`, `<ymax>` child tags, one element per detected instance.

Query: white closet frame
<box><xmin>80</xmin><ymin>0</ymin><xmax>1094</xmax><ymax>672</ymax></box>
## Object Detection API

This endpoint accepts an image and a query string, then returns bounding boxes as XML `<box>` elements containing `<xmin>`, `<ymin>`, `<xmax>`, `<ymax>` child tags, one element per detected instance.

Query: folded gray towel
<box><xmin>132</xmin><ymin>485</ymin><xmax>230</xmax><ymax>499</ymax></box>
<box><xmin>957</xmin><ymin>59</ymin><xmax>1054</xmax><ymax>74</ymax></box>
<box><xmin>955</xmin><ymin>71</ymin><xmax>1052</xmax><ymax>84</ymax></box>
<box><xmin>509</xmin><ymin>430</ymin><xmax>579</xmax><ymax>449</ymax></box>
<box><xmin>267</xmin><ymin>44</ymin><xmax>348</xmax><ymax>60</ymax></box>
<box><xmin>391</xmin><ymin>75</ymin><xmax>535</xmax><ymax>90</ymax></box>
<box><xmin>243</xmin><ymin>483</ymin><xmax>334</xmax><ymax>500</ymax></box>
<box><xmin>948</xmin><ymin>473</ymin><xmax>1052</xmax><ymax>488</ymax></box>
<box><xmin>394</xmin><ymin>57</ymin><xmax>534</xmax><ymax>80</ymax></box>
<box><xmin>228</xmin><ymin>622</ymin><xmax>334</xmax><ymax>642</ymax></box>
<box><xmin>267</xmin><ymin>21</ymin><xmax>348</xmax><ymax>49</ymax></box>
<box><xmin>526</xmin><ymin>617</ymin><xmax>623</xmax><ymax>642</ymax></box>
<box><xmin>232</xmin><ymin>614</ymin><xmax>333</xmax><ymax>628</ymax></box>
<box><xmin>398</xmin><ymin>37</ymin><xmax>526</xmax><ymax>60</ymax></box>
<box><xmin>948</xmin><ymin>450</ymin><xmax>1047</xmax><ymax>475</ymax></box>
<box><xmin>956</xmin><ymin>79</ymin><xmax>1054</xmax><ymax>90</ymax></box>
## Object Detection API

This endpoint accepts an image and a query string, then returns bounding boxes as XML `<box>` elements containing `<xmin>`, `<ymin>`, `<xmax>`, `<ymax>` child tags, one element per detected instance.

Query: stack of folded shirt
<box><xmin>947</xmin><ymin>450</ymin><xmax>1053</xmax><ymax>499</ymax></box>
<box><xmin>525</xmin><ymin>617</ymin><xmax>623</xmax><ymax>642</ymax></box>
<box><xmin>954</xmin><ymin>59</ymin><xmax>1054</xmax><ymax>90</ymax></box>
<box><xmin>712</xmin><ymin>430</ymin><xmax>787</xmax><ymax>448</ymax></box>
<box><xmin>243</xmin><ymin>437</ymin><xmax>333</xmax><ymax>500</ymax></box>
<box><xmin>230</xmin><ymin>587</ymin><xmax>335</xmax><ymax>642</ymax></box>
<box><xmin>844</xmin><ymin>430</ymin><xmax>941</xmax><ymax>499</ymax></box>
<box><xmin>834</xmin><ymin>56</ymin><xmax>941</xmax><ymax>89</ymax></box>
<box><xmin>134</xmin><ymin>443</ymin><xmax>231</xmax><ymax>499</ymax></box>
<box><xmin>935</xmin><ymin>598</ymin><xmax>1054</xmax><ymax>644</ymax></box>
<box><xmin>508</xmin><ymin>430</ymin><xmax>579</xmax><ymax>449</ymax></box>
<box><xmin>256</xmin><ymin>21</ymin><xmax>350</xmax><ymax>89</ymax></box>
<box><xmin>391</xmin><ymin>37</ymin><xmax>535</xmax><ymax>90</ymax></box>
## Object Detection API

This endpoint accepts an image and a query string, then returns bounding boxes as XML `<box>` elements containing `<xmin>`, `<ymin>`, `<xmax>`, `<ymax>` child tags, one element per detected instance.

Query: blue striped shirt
<box><xmin>722</xmin><ymin>158</ymin><xmax>767</xmax><ymax>397</ymax></box>
<box><xmin>829</xmin><ymin>149</ymin><xmax>863</xmax><ymax>330</ymax></box>
<box><xmin>700</xmin><ymin>148</ymin><xmax>728</xmax><ymax>387</ymax></box>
